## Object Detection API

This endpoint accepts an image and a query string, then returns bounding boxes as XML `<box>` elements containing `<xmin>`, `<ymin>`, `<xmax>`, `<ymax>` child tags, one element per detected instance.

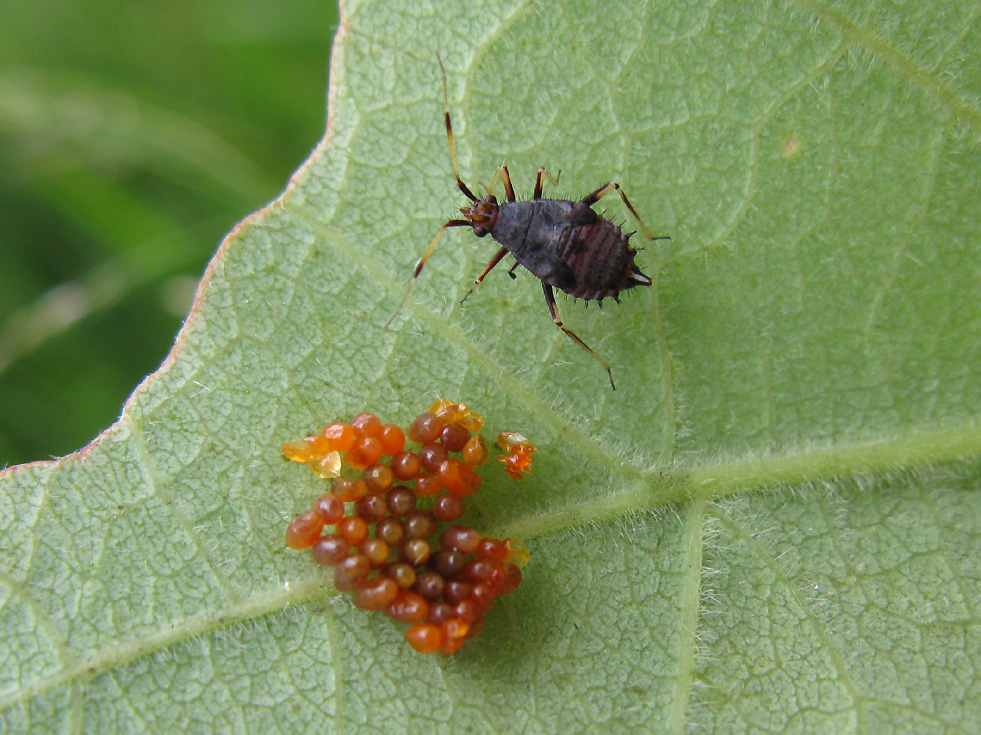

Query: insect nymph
<box><xmin>386</xmin><ymin>54</ymin><xmax>667</xmax><ymax>389</ymax></box>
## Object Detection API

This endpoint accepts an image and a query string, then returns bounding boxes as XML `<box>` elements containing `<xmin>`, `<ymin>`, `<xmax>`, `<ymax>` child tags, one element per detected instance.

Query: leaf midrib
<box><xmin>494</xmin><ymin>423</ymin><xmax>981</xmax><ymax>539</ymax></box>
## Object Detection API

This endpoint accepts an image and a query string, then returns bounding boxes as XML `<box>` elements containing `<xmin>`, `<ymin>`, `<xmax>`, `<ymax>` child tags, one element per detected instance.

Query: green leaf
<box><xmin>3</xmin><ymin>1</ymin><xmax>980</xmax><ymax>732</ymax></box>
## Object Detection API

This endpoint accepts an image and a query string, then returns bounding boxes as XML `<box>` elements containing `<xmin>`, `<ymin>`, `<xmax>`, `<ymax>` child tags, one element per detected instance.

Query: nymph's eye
<box><xmin>282</xmin><ymin>401</ymin><xmax>532</xmax><ymax>655</ymax></box>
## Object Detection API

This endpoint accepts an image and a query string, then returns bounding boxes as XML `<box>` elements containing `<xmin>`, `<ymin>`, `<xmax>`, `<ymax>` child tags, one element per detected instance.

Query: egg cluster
<box><xmin>283</xmin><ymin>400</ymin><xmax>533</xmax><ymax>654</ymax></box>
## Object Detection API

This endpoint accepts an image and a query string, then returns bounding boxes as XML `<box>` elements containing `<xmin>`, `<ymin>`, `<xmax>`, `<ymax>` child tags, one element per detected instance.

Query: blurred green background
<box><xmin>0</xmin><ymin>1</ymin><xmax>337</xmax><ymax>466</ymax></box>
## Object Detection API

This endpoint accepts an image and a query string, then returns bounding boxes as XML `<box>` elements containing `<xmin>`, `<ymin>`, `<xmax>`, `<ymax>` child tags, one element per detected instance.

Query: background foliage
<box><xmin>0</xmin><ymin>0</ymin><xmax>336</xmax><ymax>464</ymax></box>
<box><xmin>2</xmin><ymin>0</ymin><xmax>980</xmax><ymax>733</ymax></box>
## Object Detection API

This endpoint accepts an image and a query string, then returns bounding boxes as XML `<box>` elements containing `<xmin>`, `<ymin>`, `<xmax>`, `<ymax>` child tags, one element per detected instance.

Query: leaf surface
<box><xmin>2</xmin><ymin>1</ymin><xmax>980</xmax><ymax>732</ymax></box>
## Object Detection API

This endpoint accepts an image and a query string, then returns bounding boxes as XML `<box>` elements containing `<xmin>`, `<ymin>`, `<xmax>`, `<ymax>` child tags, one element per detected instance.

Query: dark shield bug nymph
<box><xmin>385</xmin><ymin>54</ymin><xmax>668</xmax><ymax>389</ymax></box>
